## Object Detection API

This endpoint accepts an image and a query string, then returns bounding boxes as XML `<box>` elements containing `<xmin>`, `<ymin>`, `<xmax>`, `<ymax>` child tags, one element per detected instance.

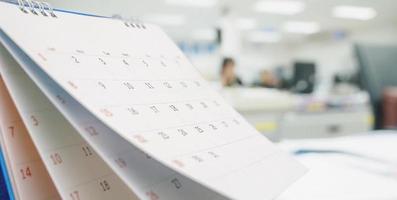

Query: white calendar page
<box><xmin>0</xmin><ymin>1</ymin><xmax>306</xmax><ymax>199</ymax></box>
<box><xmin>0</xmin><ymin>44</ymin><xmax>140</xmax><ymax>200</ymax></box>
<box><xmin>0</xmin><ymin>39</ymin><xmax>227</xmax><ymax>200</ymax></box>
<box><xmin>0</xmin><ymin>78</ymin><xmax>61</xmax><ymax>200</ymax></box>
<box><xmin>0</xmin><ymin>109</ymin><xmax>19</xmax><ymax>199</ymax></box>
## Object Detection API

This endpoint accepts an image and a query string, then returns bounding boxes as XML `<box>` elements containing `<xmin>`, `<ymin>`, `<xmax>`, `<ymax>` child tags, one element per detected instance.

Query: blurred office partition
<box><xmin>355</xmin><ymin>44</ymin><xmax>397</xmax><ymax>129</ymax></box>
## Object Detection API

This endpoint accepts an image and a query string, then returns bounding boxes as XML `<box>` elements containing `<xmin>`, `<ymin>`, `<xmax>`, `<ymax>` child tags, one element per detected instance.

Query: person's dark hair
<box><xmin>221</xmin><ymin>57</ymin><xmax>235</xmax><ymax>74</ymax></box>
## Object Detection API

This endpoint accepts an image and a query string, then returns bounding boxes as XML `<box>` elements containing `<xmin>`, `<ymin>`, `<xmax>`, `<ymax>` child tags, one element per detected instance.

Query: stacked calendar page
<box><xmin>0</xmin><ymin>1</ymin><xmax>306</xmax><ymax>200</ymax></box>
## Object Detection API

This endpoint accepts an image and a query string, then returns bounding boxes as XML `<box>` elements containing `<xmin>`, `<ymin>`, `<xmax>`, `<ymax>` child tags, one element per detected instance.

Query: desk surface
<box><xmin>220</xmin><ymin>87</ymin><xmax>370</xmax><ymax>113</ymax></box>
<box><xmin>220</xmin><ymin>88</ymin><xmax>295</xmax><ymax>112</ymax></box>
<box><xmin>277</xmin><ymin>131</ymin><xmax>397</xmax><ymax>200</ymax></box>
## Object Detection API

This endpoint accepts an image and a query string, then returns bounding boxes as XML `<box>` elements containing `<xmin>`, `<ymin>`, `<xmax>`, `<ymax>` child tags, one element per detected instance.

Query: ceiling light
<box><xmin>254</xmin><ymin>0</ymin><xmax>305</xmax><ymax>15</ymax></box>
<box><xmin>144</xmin><ymin>14</ymin><xmax>186</xmax><ymax>26</ymax></box>
<box><xmin>283</xmin><ymin>21</ymin><xmax>320</xmax><ymax>34</ymax></box>
<box><xmin>236</xmin><ymin>18</ymin><xmax>257</xmax><ymax>30</ymax></box>
<box><xmin>333</xmin><ymin>5</ymin><xmax>377</xmax><ymax>20</ymax></box>
<box><xmin>165</xmin><ymin>0</ymin><xmax>217</xmax><ymax>7</ymax></box>
<box><xmin>247</xmin><ymin>31</ymin><xmax>281</xmax><ymax>43</ymax></box>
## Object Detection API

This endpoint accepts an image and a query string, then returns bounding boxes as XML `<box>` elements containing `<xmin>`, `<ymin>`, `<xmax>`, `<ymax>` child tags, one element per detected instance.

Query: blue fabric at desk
<box><xmin>0</xmin><ymin>149</ymin><xmax>12</xmax><ymax>200</ymax></box>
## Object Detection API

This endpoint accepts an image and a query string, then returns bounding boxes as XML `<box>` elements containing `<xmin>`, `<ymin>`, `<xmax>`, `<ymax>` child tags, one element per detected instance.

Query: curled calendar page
<box><xmin>0</xmin><ymin>1</ymin><xmax>306</xmax><ymax>199</ymax></box>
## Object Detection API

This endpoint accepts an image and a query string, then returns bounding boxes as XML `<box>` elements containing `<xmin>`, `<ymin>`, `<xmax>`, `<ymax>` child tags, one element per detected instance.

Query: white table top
<box><xmin>220</xmin><ymin>88</ymin><xmax>296</xmax><ymax>113</ymax></box>
<box><xmin>219</xmin><ymin>87</ymin><xmax>370</xmax><ymax>113</ymax></box>
<box><xmin>277</xmin><ymin>131</ymin><xmax>397</xmax><ymax>200</ymax></box>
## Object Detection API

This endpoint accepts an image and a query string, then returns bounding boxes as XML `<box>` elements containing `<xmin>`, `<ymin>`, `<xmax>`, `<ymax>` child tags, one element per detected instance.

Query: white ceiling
<box><xmin>46</xmin><ymin>0</ymin><xmax>397</xmax><ymax>42</ymax></box>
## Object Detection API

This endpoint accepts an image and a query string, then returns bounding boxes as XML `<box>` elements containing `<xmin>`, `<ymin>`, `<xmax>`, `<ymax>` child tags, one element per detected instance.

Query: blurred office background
<box><xmin>43</xmin><ymin>0</ymin><xmax>397</xmax><ymax>199</ymax></box>
<box><xmin>45</xmin><ymin>0</ymin><xmax>397</xmax><ymax>141</ymax></box>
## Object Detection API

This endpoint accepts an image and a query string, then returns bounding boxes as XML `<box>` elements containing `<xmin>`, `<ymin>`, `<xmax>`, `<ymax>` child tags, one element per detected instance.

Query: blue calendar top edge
<box><xmin>0</xmin><ymin>0</ymin><xmax>110</xmax><ymax>19</ymax></box>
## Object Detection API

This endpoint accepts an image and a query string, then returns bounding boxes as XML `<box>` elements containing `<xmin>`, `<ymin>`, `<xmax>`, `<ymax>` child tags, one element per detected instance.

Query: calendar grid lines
<box><xmin>207</xmin><ymin>150</ymin><xmax>281</xmax><ymax>182</ymax></box>
<box><xmin>112</xmin><ymin>147</ymin><xmax>183</xmax><ymax>194</ymax></box>
<box><xmin>171</xmin><ymin>134</ymin><xmax>259</xmax><ymax>160</ymax></box>
<box><xmin>128</xmin><ymin>116</ymin><xmax>236</xmax><ymax>135</ymax></box>
<box><xmin>69</xmin><ymin>77</ymin><xmax>204</xmax><ymax>82</ymax></box>
<box><xmin>4</xmin><ymin>118</ymin><xmax>23</xmax><ymax>124</ymax></box>
<box><xmin>43</xmin><ymin>141</ymin><xmax>87</xmax><ymax>154</ymax></box>
<box><xmin>14</xmin><ymin>157</ymin><xmax>42</xmax><ymax>167</ymax></box>
<box><xmin>141</xmin><ymin>172</ymin><xmax>180</xmax><ymax>193</ymax></box>
<box><xmin>65</xmin><ymin>172</ymin><xmax>115</xmax><ymax>192</ymax></box>
<box><xmin>94</xmin><ymin>98</ymin><xmax>222</xmax><ymax>110</ymax></box>
<box><xmin>45</xmin><ymin>49</ymin><xmax>182</xmax><ymax>60</ymax></box>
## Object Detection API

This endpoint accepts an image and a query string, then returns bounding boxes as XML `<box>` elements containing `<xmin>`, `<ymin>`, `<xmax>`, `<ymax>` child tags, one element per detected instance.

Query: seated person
<box><xmin>254</xmin><ymin>70</ymin><xmax>280</xmax><ymax>88</ymax></box>
<box><xmin>220</xmin><ymin>57</ymin><xmax>243</xmax><ymax>87</ymax></box>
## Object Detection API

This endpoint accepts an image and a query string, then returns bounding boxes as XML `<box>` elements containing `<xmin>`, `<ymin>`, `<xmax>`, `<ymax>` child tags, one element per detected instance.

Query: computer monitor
<box><xmin>355</xmin><ymin>44</ymin><xmax>397</xmax><ymax>129</ymax></box>
<box><xmin>292</xmin><ymin>62</ymin><xmax>316</xmax><ymax>94</ymax></box>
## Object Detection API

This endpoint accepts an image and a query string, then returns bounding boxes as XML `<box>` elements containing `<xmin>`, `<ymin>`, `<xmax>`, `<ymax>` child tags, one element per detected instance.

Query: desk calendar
<box><xmin>0</xmin><ymin>1</ymin><xmax>306</xmax><ymax>199</ymax></box>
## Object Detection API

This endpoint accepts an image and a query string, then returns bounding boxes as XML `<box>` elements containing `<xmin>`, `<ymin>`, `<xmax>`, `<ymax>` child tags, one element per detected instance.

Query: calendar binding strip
<box><xmin>17</xmin><ymin>0</ymin><xmax>56</xmax><ymax>17</ymax></box>
<box><xmin>12</xmin><ymin>0</ymin><xmax>147</xmax><ymax>28</ymax></box>
<box><xmin>112</xmin><ymin>15</ymin><xmax>147</xmax><ymax>29</ymax></box>
<box><xmin>1</xmin><ymin>0</ymin><xmax>107</xmax><ymax>18</ymax></box>
<box><xmin>126</xmin><ymin>18</ymin><xmax>146</xmax><ymax>29</ymax></box>
<box><xmin>123</xmin><ymin>18</ymin><xmax>146</xmax><ymax>29</ymax></box>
